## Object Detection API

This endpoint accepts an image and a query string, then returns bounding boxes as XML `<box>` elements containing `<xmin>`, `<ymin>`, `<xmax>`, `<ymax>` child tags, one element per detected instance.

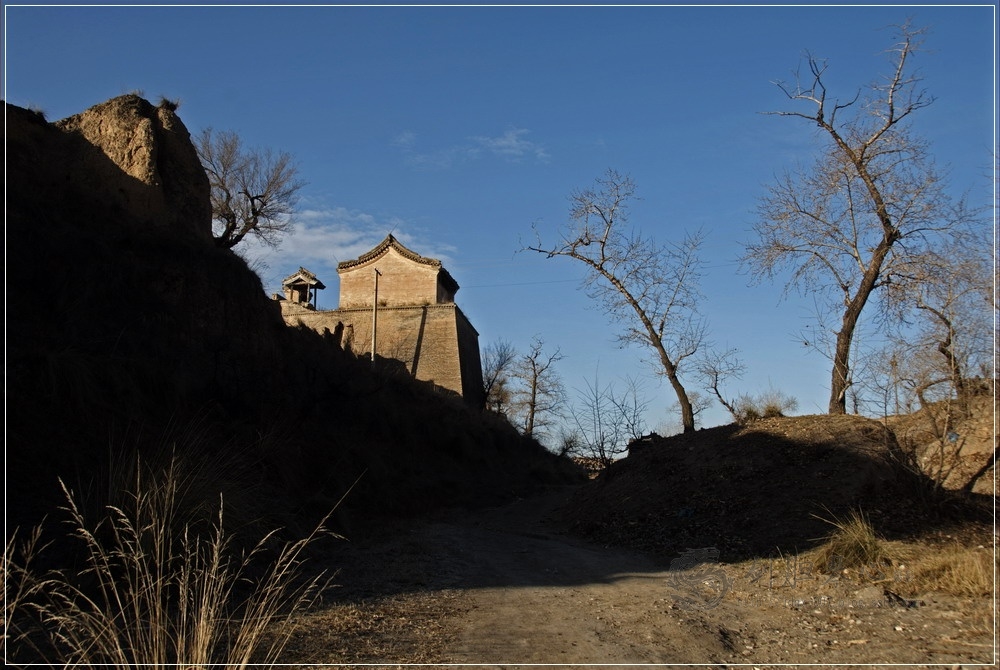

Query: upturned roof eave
<box><xmin>337</xmin><ymin>234</ymin><xmax>461</xmax><ymax>293</ymax></box>
<box><xmin>281</xmin><ymin>267</ymin><xmax>326</xmax><ymax>289</ymax></box>
<box><xmin>337</xmin><ymin>234</ymin><xmax>441</xmax><ymax>271</ymax></box>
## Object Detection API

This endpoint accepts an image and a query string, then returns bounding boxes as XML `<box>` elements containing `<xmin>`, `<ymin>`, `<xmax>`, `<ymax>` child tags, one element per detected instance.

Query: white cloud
<box><xmin>394</xmin><ymin>126</ymin><xmax>549</xmax><ymax>170</ymax></box>
<box><xmin>404</xmin><ymin>145</ymin><xmax>479</xmax><ymax>171</ymax></box>
<box><xmin>472</xmin><ymin>128</ymin><xmax>550</xmax><ymax>162</ymax></box>
<box><xmin>392</xmin><ymin>130</ymin><xmax>417</xmax><ymax>149</ymax></box>
<box><xmin>239</xmin><ymin>205</ymin><xmax>455</xmax><ymax>298</ymax></box>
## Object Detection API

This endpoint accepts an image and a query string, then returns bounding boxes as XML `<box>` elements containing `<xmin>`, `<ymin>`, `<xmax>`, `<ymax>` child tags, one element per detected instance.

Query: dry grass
<box><xmin>811</xmin><ymin>509</ymin><xmax>893</xmax><ymax>577</ymax></box>
<box><xmin>3</xmin><ymin>455</ymin><xmax>336</xmax><ymax>666</ymax></box>
<box><xmin>806</xmin><ymin>508</ymin><xmax>995</xmax><ymax>599</ymax></box>
<box><xmin>901</xmin><ymin>543</ymin><xmax>996</xmax><ymax>597</ymax></box>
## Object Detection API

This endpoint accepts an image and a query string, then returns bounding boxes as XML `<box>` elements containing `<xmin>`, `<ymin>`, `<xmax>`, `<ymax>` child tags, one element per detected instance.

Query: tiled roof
<box><xmin>281</xmin><ymin>267</ymin><xmax>326</xmax><ymax>289</ymax></box>
<box><xmin>337</xmin><ymin>234</ymin><xmax>440</xmax><ymax>270</ymax></box>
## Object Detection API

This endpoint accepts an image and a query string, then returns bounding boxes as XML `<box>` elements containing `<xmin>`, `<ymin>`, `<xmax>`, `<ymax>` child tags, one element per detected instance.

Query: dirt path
<box><xmin>291</xmin><ymin>486</ymin><xmax>995</xmax><ymax>666</ymax></box>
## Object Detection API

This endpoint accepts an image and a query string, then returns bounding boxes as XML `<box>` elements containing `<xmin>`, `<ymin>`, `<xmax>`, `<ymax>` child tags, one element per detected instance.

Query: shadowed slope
<box><xmin>563</xmin><ymin>415</ymin><xmax>991</xmax><ymax>561</ymax></box>
<box><xmin>5</xmin><ymin>96</ymin><xmax>581</xmax><ymax>537</ymax></box>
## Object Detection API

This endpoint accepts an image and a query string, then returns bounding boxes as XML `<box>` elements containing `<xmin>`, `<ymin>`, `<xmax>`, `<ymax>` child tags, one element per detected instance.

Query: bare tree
<box><xmin>570</xmin><ymin>372</ymin><xmax>649</xmax><ymax>467</ymax></box>
<box><xmin>525</xmin><ymin>170</ymin><xmax>706</xmax><ymax>432</ymax></box>
<box><xmin>482</xmin><ymin>338</ymin><xmax>517</xmax><ymax>415</ymax></box>
<box><xmin>694</xmin><ymin>347</ymin><xmax>746</xmax><ymax>422</ymax></box>
<box><xmin>196</xmin><ymin>128</ymin><xmax>305</xmax><ymax>249</ymax></box>
<box><xmin>903</xmin><ymin>237</ymin><xmax>992</xmax><ymax>410</ymax></box>
<box><xmin>742</xmin><ymin>23</ymin><xmax>978</xmax><ymax>414</ymax></box>
<box><xmin>510</xmin><ymin>337</ymin><xmax>565</xmax><ymax>440</ymax></box>
<box><xmin>607</xmin><ymin>376</ymin><xmax>651</xmax><ymax>445</ymax></box>
<box><xmin>899</xmin><ymin>155</ymin><xmax>996</xmax><ymax>494</ymax></box>
<box><xmin>868</xmin><ymin>231</ymin><xmax>994</xmax><ymax>493</ymax></box>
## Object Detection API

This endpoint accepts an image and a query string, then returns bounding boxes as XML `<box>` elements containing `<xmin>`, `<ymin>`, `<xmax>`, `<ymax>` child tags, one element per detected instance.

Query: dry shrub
<box><xmin>733</xmin><ymin>388</ymin><xmax>798</xmax><ymax>424</ymax></box>
<box><xmin>812</xmin><ymin>509</ymin><xmax>892</xmax><ymax>576</ymax></box>
<box><xmin>3</xmin><ymin>456</ymin><xmax>336</xmax><ymax>666</ymax></box>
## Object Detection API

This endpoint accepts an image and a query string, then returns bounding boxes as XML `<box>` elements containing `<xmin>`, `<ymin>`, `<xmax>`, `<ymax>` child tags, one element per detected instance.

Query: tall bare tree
<box><xmin>742</xmin><ymin>22</ymin><xmax>977</xmax><ymax>414</ymax></box>
<box><xmin>510</xmin><ymin>337</ymin><xmax>565</xmax><ymax>440</ymax></box>
<box><xmin>525</xmin><ymin>170</ymin><xmax>706</xmax><ymax>432</ymax></box>
<box><xmin>196</xmin><ymin>128</ymin><xmax>305</xmax><ymax>249</ymax></box>
<box><xmin>481</xmin><ymin>338</ymin><xmax>517</xmax><ymax>415</ymax></box>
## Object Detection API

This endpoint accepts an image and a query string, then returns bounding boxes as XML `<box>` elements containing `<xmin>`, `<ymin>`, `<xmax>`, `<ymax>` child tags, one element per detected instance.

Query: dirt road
<box><xmin>290</xmin><ymin>486</ymin><xmax>995</xmax><ymax>666</ymax></box>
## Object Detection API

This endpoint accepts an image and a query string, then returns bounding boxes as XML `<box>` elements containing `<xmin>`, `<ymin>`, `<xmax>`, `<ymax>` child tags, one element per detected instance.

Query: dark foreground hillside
<box><xmin>5</xmin><ymin>96</ymin><xmax>581</xmax><ymax>538</ymax></box>
<box><xmin>6</xmin><ymin>96</ymin><xmax>994</xmax><ymax>669</ymax></box>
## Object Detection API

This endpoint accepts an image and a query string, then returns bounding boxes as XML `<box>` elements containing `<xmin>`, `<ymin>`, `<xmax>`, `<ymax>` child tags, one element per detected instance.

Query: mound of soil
<box><xmin>562</xmin><ymin>415</ymin><xmax>977</xmax><ymax>562</ymax></box>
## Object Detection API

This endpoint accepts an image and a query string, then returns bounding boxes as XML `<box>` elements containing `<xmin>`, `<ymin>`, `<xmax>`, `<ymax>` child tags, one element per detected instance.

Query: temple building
<box><xmin>276</xmin><ymin>235</ymin><xmax>484</xmax><ymax>406</ymax></box>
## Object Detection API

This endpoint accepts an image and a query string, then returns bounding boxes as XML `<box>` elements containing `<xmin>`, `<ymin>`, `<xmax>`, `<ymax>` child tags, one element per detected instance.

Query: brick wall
<box><xmin>278</xmin><ymin>236</ymin><xmax>482</xmax><ymax>404</ymax></box>
<box><xmin>339</xmin><ymin>246</ymin><xmax>446</xmax><ymax>308</ymax></box>
<box><xmin>282</xmin><ymin>302</ymin><xmax>483</xmax><ymax>404</ymax></box>
<box><xmin>455</xmin><ymin>307</ymin><xmax>485</xmax><ymax>406</ymax></box>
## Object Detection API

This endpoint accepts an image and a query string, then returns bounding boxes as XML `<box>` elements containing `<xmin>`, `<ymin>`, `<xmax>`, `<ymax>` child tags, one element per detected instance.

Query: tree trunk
<box><xmin>524</xmin><ymin>376</ymin><xmax>538</xmax><ymax>437</ymax></box>
<box><xmin>669</xmin><ymin>372</ymin><xmax>696</xmax><ymax>433</ymax></box>
<box><xmin>605</xmin><ymin>270</ymin><xmax>696</xmax><ymax>434</ymax></box>
<box><xmin>828</xmin><ymin>227</ymin><xmax>897</xmax><ymax>414</ymax></box>
<box><xmin>651</xmin><ymin>339</ymin><xmax>695</xmax><ymax>432</ymax></box>
<box><xmin>829</xmin><ymin>329</ymin><xmax>852</xmax><ymax>414</ymax></box>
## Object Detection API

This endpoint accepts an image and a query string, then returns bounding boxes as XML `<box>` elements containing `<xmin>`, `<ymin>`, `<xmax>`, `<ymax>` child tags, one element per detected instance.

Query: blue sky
<box><xmin>4</xmin><ymin>3</ymin><xmax>996</xmax><ymax>439</ymax></box>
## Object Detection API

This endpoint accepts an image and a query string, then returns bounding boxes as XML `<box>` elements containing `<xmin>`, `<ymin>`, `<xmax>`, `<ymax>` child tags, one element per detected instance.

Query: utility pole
<box><xmin>371</xmin><ymin>268</ymin><xmax>381</xmax><ymax>368</ymax></box>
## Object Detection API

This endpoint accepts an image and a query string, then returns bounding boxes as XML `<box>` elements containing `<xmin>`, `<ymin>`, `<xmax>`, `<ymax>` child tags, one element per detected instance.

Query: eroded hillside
<box><xmin>5</xmin><ymin>96</ymin><xmax>580</xmax><ymax>535</ymax></box>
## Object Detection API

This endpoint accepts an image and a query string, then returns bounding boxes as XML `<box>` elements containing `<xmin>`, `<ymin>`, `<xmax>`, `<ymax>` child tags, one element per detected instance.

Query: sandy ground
<box><xmin>284</xmin><ymin>485</ymin><xmax>996</xmax><ymax>667</ymax></box>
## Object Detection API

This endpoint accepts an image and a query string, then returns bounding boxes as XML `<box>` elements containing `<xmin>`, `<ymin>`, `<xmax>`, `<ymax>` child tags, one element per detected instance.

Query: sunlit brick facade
<box><xmin>276</xmin><ymin>235</ymin><xmax>484</xmax><ymax>406</ymax></box>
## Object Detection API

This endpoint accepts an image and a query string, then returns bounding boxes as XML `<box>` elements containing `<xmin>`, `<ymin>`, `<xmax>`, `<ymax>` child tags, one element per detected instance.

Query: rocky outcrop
<box><xmin>7</xmin><ymin>96</ymin><xmax>287</xmax><ymax>528</ymax></box>
<box><xmin>6</xmin><ymin>96</ymin><xmax>284</xmax><ymax>402</ymax></box>
<box><xmin>53</xmin><ymin>94</ymin><xmax>212</xmax><ymax>239</ymax></box>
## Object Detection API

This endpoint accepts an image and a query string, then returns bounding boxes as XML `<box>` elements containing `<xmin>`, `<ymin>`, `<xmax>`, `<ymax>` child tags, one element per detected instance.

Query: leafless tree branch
<box><xmin>524</xmin><ymin>169</ymin><xmax>706</xmax><ymax>432</ymax></box>
<box><xmin>196</xmin><ymin>128</ymin><xmax>305</xmax><ymax>249</ymax></box>
<box><xmin>742</xmin><ymin>22</ymin><xmax>979</xmax><ymax>414</ymax></box>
